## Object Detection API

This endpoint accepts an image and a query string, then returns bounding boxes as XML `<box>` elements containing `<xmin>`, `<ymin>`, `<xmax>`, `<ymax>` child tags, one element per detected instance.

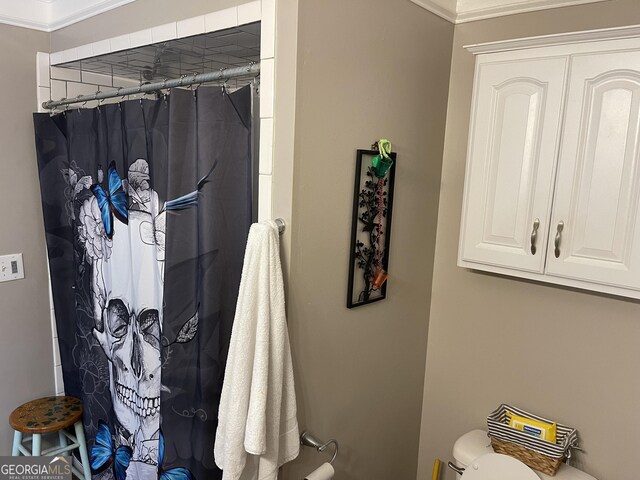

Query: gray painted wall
<box><xmin>418</xmin><ymin>1</ymin><xmax>640</xmax><ymax>479</ymax></box>
<box><xmin>282</xmin><ymin>1</ymin><xmax>453</xmax><ymax>478</ymax></box>
<box><xmin>0</xmin><ymin>23</ymin><xmax>54</xmax><ymax>454</ymax></box>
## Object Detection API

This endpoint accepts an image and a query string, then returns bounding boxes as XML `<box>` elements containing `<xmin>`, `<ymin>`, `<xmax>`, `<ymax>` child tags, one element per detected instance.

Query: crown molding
<box><xmin>410</xmin><ymin>0</ymin><xmax>610</xmax><ymax>24</ymax></box>
<box><xmin>0</xmin><ymin>0</ymin><xmax>136</xmax><ymax>32</ymax></box>
<box><xmin>409</xmin><ymin>0</ymin><xmax>457</xmax><ymax>23</ymax></box>
<box><xmin>465</xmin><ymin>23</ymin><xmax>640</xmax><ymax>54</ymax></box>
<box><xmin>0</xmin><ymin>14</ymin><xmax>49</xmax><ymax>31</ymax></box>
<box><xmin>456</xmin><ymin>0</ymin><xmax>610</xmax><ymax>23</ymax></box>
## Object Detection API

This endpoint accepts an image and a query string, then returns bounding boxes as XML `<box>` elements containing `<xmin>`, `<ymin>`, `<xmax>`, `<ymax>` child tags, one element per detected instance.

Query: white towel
<box><xmin>214</xmin><ymin>220</ymin><xmax>300</xmax><ymax>480</ymax></box>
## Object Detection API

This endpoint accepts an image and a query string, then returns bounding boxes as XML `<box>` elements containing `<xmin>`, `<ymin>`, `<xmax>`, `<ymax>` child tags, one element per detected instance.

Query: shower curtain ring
<box><xmin>190</xmin><ymin>74</ymin><xmax>199</xmax><ymax>98</ymax></box>
<box><xmin>116</xmin><ymin>88</ymin><xmax>125</xmax><ymax>108</ymax></box>
<box><xmin>219</xmin><ymin>67</ymin><xmax>229</xmax><ymax>94</ymax></box>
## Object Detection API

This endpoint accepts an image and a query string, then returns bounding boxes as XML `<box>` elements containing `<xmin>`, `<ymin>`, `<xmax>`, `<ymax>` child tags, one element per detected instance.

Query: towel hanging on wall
<box><xmin>214</xmin><ymin>220</ymin><xmax>300</xmax><ymax>480</ymax></box>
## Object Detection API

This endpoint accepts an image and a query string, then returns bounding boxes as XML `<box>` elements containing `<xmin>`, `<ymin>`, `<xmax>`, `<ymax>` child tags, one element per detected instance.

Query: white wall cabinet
<box><xmin>460</xmin><ymin>57</ymin><xmax>567</xmax><ymax>273</ymax></box>
<box><xmin>459</xmin><ymin>27</ymin><xmax>640</xmax><ymax>299</ymax></box>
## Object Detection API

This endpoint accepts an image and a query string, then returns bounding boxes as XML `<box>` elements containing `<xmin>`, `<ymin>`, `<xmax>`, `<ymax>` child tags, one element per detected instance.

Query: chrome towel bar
<box><xmin>300</xmin><ymin>431</ymin><xmax>339</xmax><ymax>464</ymax></box>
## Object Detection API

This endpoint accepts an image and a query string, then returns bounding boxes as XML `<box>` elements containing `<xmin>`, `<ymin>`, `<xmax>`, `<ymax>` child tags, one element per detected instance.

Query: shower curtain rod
<box><xmin>42</xmin><ymin>62</ymin><xmax>261</xmax><ymax>110</ymax></box>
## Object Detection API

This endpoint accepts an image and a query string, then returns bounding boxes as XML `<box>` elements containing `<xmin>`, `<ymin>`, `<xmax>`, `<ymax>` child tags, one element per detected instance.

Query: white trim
<box><xmin>458</xmin><ymin>259</ymin><xmax>640</xmax><ymax>300</ymax></box>
<box><xmin>408</xmin><ymin>0</ymin><xmax>457</xmax><ymax>23</ymax></box>
<box><xmin>456</xmin><ymin>0</ymin><xmax>609</xmax><ymax>24</ymax></box>
<box><xmin>410</xmin><ymin>0</ymin><xmax>610</xmax><ymax>25</ymax></box>
<box><xmin>465</xmin><ymin>23</ymin><xmax>640</xmax><ymax>54</ymax></box>
<box><xmin>0</xmin><ymin>14</ymin><xmax>50</xmax><ymax>32</ymax></box>
<box><xmin>0</xmin><ymin>0</ymin><xmax>135</xmax><ymax>32</ymax></box>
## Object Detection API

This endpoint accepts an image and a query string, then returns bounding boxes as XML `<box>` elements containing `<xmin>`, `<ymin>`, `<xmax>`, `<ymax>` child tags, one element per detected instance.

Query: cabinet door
<box><xmin>547</xmin><ymin>51</ymin><xmax>640</xmax><ymax>290</ymax></box>
<box><xmin>459</xmin><ymin>57</ymin><xmax>568</xmax><ymax>273</ymax></box>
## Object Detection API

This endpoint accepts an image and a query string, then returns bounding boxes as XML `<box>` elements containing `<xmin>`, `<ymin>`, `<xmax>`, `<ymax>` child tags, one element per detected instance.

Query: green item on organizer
<box><xmin>372</xmin><ymin>139</ymin><xmax>393</xmax><ymax>177</ymax></box>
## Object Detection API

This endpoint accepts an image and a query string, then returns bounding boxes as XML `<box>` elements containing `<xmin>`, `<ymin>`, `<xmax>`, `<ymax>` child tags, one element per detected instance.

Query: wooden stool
<box><xmin>9</xmin><ymin>396</ymin><xmax>92</xmax><ymax>480</ymax></box>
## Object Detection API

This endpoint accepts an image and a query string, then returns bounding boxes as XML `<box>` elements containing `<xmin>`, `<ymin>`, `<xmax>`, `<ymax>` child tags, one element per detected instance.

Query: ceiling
<box><xmin>57</xmin><ymin>22</ymin><xmax>261</xmax><ymax>85</ymax></box>
<box><xmin>409</xmin><ymin>0</ymin><xmax>610</xmax><ymax>23</ymax></box>
<box><xmin>0</xmin><ymin>0</ymin><xmax>135</xmax><ymax>31</ymax></box>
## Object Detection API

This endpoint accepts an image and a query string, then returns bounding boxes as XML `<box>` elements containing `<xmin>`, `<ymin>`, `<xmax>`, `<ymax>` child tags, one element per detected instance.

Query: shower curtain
<box><xmin>33</xmin><ymin>86</ymin><xmax>253</xmax><ymax>480</ymax></box>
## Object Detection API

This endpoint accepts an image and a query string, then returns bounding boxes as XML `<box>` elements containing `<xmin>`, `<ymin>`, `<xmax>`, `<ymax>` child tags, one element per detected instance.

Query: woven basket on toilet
<box><xmin>487</xmin><ymin>404</ymin><xmax>578</xmax><ymax>476</ymax></box>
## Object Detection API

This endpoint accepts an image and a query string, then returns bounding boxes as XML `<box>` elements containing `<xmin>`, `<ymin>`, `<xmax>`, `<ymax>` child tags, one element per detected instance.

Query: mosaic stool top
<box><xmin>9</xmin><ymin>396</ymin><xmax>83</xmax><ymax>434</ymax></box>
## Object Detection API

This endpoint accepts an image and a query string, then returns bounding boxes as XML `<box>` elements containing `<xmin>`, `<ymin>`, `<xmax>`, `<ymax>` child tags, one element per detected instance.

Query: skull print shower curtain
<box><xmin>33</xmin><ymin>87</ymin><xmax>253</xmax><ymax>480</ymax></box>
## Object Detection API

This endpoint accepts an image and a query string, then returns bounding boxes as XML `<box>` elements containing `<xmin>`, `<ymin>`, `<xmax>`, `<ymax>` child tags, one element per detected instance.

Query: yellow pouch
<box><xmin>507</xmin><ymin>411</ymin><xmax>557</xmax><ymax>443</ymax></box>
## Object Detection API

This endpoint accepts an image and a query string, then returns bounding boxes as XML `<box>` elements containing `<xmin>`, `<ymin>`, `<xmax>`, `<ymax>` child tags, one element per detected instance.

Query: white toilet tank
<box><xmin>452</xmin><ymin>430</ymin><xmax>597</xmax><ymax>480</ymax></box>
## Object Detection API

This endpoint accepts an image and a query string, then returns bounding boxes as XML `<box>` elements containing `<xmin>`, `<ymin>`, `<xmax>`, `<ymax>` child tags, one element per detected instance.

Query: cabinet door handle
<box><xmin>530</xmin><ymin>218</ymin><xmax>540</xmax><ymax>255</ymax></box>
<box><xmin>554</xmin><ymin>221</ymin><xmax>564</xmax><ymax>258</ymax></box>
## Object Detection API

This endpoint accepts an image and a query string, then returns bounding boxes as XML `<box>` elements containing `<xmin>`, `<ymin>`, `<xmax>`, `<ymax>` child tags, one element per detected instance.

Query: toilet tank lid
<box><xmin>453</xmin><ymin>430</ymin><xmax>493</xmax><ymax>467</ymax></box>
<box><xmin>453</xmin><ymin>430</ymin><xmax>599</xmax><ymax>480</ymax></box>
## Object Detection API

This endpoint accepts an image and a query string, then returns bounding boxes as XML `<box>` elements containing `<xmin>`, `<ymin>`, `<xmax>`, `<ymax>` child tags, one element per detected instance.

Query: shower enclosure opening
<box><xmin>36</xmin><ymin>18</ymin><xmax>262</xmax><ymax>480</ymax></box>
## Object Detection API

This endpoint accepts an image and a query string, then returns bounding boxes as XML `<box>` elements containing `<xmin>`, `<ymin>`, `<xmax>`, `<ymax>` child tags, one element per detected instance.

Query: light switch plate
<box><xmin>0</xmin><ymin>253</ymin><xmax>24</xmax><ymax>283</ymax></box>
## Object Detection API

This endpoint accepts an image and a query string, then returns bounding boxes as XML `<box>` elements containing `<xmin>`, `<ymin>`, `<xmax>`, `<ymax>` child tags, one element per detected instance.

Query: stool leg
<box><xmin>58</xmin><ymin>430</ymin><xmax>68</xmax><ymax>454</ymax></box>
<box><xmin>32</xmin><ymin>434</ymin><xmax>41</xmax><ymax>456</ymax></box>
<box><xmin>73</xmin><ymin>421</ymin><xmax>91</xmax><ymax>480</ymax></box>
<box><xmin>12</xmin><ymin>430</ymin><xmax>22</xmax><ymax>456</ymax></box>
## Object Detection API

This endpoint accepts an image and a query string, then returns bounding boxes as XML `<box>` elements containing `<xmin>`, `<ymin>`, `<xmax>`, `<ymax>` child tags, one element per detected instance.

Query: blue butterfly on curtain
<box><xmin>163</xmin><ymin>161</ymin><xmax>217</xmax><ymax>212</ymax></box>
<box><xmin>90</xmin><ymin>161</ymin><xmax>129</xmax><ymax>238</ymax></box>
<box><xmin>90</xmin><ymin>421</ymin><xmax>133</xmax><ymax>480</ymax></box>
<box><xmin>158</xmin><ymin>430</ymin><xmax>195</xmax><ymax>480</ymax></box>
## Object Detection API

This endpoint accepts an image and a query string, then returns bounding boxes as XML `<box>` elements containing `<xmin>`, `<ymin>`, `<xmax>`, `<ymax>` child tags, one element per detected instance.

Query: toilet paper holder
<box><xmin>300</xmin><ymin>431</ymin><xmax>339</xmax><ymax>464</ymax></box>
